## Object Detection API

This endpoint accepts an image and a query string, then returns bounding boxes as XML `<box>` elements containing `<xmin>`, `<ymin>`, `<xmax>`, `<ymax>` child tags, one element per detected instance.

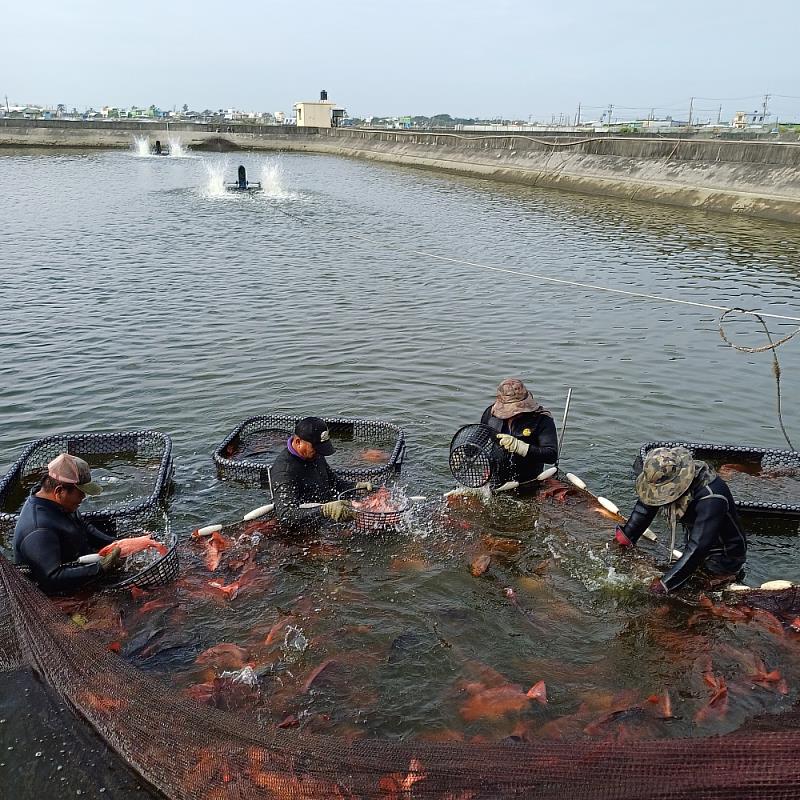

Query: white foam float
<box><xmin>565</xmin><ymin>473</ymin><xmax>586</xmax><ymax>490</ymax></box>
<box><xmin>760</xmin><ymin>580</ymin><xmax>794</xmax><ymax>590</ymax></box>
<box><xmin>726</xmin><ymin>583</ymin><xmax>752</xmax><ymax>592</ymax></box>
<box><xmin>596</xmin><ymin>496</ymin><xmax>619</xmax><ymax>515</ymax></box>
<box><xmin>196</xmin><ymin>523</ymin><xmax>223</xmax><ymax>537</ymax></box>
<box><xmin>242</xmin><ymin>503</ymin><xmax>274</xmax><ymax>521</ymax></box>
<box><xmin>78</xmin><ymin>554</ymin><xmax>102</xmax><ymax>565</ymax></box>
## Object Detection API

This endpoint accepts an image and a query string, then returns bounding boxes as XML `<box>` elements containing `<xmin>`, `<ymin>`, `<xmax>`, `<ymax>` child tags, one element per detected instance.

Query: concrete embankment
<box><xmin>3</xmin><ymin>119</ymin><xmax>800</xmax><ymax>222</ymax></box>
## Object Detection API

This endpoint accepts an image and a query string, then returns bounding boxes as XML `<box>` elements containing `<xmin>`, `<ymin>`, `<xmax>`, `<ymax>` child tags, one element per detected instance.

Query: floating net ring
<box><xmin>448</xmin><ymin>423</ymin><xmax>505</xmax><ymax>488</ymax></box>
<box><xmin>338</xmin><ymin>487</ymin><xmax>409</xmax><ymax>532</ymax></box>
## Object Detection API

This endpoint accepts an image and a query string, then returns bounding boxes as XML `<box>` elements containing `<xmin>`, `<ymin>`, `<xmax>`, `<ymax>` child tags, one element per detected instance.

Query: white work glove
<box><xmin>321</xmin><ymin>500</ymin><xmax>356</xmax><ymax>522</ymax></box>
<box><xmin>496</xmin><ymin>434</ymin><xmax>529</xmax><ymax>457</ymax></box>
<box><xmin>355</xmin><ymin>481</ymin><xmax>373</xmax><ymax>491</ymax></box>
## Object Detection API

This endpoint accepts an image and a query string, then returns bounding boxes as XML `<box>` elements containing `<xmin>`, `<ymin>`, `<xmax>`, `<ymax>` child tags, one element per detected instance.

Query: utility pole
<box><xmin>717</xmin><ymin>105</ymin><xmax>722</xmax><ymax>125</ymax></box>
<box><xmin>575</xmin><ymin>103</ymin><xmax>581</xmax><ymax>126</ymax></box>
<box><xmin>4</xmin><ymin>95</ymin><xmax>8</xmax><ymax>113</ymax></box>
<box><xmin>607</xmin><ymin>103</ymin><xmax>613</xmax><ymax>131</ymax></box>
<box><xmin>687</xmin><ymin>96</ymin><xmax>694</xmax><ymax>127</ymax></box>
<box><xmin>762</xmin><ymin>92</ymin><xmax>771</xmax><ymax>122</ymax></box>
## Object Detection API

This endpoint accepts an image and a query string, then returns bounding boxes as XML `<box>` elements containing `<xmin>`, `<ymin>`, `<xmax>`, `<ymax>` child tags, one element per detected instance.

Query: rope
<box><xmin>719</xmin><ymin>309</ymin><xmax>798</xmax><ymax>450</ymax></box>
<box><xmin>269</xmin><ymin>200</ymin><xmax>799</xmax><ymax>446</ymax></box>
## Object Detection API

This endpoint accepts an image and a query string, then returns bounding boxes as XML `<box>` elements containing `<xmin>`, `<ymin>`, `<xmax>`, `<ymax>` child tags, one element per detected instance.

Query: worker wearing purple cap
<box><xmin>13</xmin><ymin>454</ymin><xmax>121</xmax><ymax>593</ymax></box>
<box><xmin>270</xmin><ymin>417</ymin><xmax>372</xmax><ymax>529</ymax></box>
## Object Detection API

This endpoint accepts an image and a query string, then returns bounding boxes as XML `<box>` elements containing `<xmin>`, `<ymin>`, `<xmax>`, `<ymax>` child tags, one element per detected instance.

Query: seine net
<box><xmin>4</xmin><ymin>554</ymin><xmax>800</xmax><ymax>799</ymax></box>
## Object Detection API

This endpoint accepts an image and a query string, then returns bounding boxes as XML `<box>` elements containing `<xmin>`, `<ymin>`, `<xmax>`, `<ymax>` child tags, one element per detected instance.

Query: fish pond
<box><xmin>1</xmin><ymin>146</ymin><xmax>800</xmax><ymax>796</ymax></box>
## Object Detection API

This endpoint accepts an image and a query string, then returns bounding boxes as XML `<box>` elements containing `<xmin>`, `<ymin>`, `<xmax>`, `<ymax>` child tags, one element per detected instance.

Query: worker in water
<box><xmin>481</xmin><ymin>378</ymin><xmax>558</xmax><ymax>488</ymax></box>
<box><xmin>13</xmin><ymin>454</ymin><xmax>121</xmax><ymax>594</ymax></box>
<box><xmin>237</xmin><ymin>165</ymin><xmax>247</xmax><ymax>189</ymax></box>
<box><xmin>271</xmin><ymin>417</ymin><xmax>372</xmax><ymax>528</ymax></box>
<box><xmin>613</xmin><ymin>446</ymin><xmax>747</xmax><ymax>594</ymax></box>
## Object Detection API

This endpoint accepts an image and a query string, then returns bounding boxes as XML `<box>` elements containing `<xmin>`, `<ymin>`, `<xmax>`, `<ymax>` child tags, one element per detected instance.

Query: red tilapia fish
<box><xmin>351</xmin><ymin>486</ymin><xmax>404</xmax><ymax>513</ymax></box>
<box><xmin>99</xmin><ymin>535</ymin><xmax>167</xmax><ymax>559</ymax></box>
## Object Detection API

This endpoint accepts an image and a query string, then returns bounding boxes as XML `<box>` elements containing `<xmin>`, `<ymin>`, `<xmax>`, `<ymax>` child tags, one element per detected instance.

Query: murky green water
<box><xmin>1</xmin><ymin>147</ymin><xmax>800</xmax><ymax>796</ymax></box>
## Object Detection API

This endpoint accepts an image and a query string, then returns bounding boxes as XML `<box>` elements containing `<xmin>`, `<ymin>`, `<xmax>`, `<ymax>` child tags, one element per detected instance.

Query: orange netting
<box><xmin>3</xmin><ymin>555</ymin><xmax>800</xmax><ymax>799</ymax></box>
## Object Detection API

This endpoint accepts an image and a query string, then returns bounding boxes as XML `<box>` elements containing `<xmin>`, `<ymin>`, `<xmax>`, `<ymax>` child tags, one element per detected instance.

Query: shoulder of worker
<box><xmin>270</xmin><ymin>446</ymin><xmax>302</xmax><ymax>474</ymax></box>
<box><xmin>14</xmin><ymin>494</ymin><xmax>64</xmax><ymax>536</ymax></box>
<box><xmin>480</xmin><ymin>406</ymin><xmax>493</xmax><ymax>424</ymax></box>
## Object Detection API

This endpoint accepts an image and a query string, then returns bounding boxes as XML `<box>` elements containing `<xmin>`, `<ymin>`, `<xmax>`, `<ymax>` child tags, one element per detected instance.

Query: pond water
<box><xmin>1</xmin><ymin>145</ymin><xmax>800</xmax><ymax>796</ymax></box>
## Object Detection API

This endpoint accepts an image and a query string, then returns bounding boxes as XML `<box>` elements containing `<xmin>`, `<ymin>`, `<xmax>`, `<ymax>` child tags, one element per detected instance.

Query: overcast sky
<box><xmin>3</xmin><ymin>0</ymin><xmax>800</xmax><ymax>121</ymax></box>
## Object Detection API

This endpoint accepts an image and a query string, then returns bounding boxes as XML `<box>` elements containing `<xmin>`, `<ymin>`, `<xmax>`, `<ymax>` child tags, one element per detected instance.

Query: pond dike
<box><xmin>4</xmin><ymin>119</ymin><xmax>800</xmax><ymax>223</ymax></box>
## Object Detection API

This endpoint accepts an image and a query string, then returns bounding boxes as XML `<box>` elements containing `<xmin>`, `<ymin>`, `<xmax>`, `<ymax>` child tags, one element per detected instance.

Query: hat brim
<box><xmin>316</xmin><ymin>440</ymin><xmax>335</xmax><ymax>457</ymax></box>
<box><xmin>635</xmin><ymin>464</ymin><xmax>694</xmax><ymax>506</ymax></box>
<box><xmin>77</xmin><ymin>481</ymin><xmax>103</xmax><ymax>497</ymax></box>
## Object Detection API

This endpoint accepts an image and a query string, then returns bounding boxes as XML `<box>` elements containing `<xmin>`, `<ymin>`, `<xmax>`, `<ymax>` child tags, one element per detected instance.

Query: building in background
<box><xmin>293</xmin><ymin>89</ymin><xmax>346</xmax><ymax>127</ymax></box>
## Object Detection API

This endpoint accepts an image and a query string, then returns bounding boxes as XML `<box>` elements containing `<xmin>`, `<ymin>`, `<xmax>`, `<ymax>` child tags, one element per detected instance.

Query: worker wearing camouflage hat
<box><xmin>614</xmin><ymin>446</ymin><xmax>747</xmax><ymax>594</ymax></box>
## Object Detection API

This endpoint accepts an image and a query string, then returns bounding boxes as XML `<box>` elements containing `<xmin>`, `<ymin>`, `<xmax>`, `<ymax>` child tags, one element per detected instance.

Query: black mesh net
<box><xmin>213</xmin><ymin>415</ymin><xmax>406</xmax><ymax>488</ymax></box>
<box><xmin>639</xmin><ymin>441</ymin><xmax>800</xmax><ymax>515</ymax></box>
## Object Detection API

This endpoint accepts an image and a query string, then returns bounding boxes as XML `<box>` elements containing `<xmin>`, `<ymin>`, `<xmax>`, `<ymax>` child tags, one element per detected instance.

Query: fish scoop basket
<box><xmin>448</xmin><ymin>424</ymin><xmax>506</xmax><ymax>488</ymax></box>
<box><xmin>105</xmin><ymin>512</ymin><xmax>179</xmax><ymax>592</ymax></box>
<box><xmin>338</xmin><ymin>487</ymin><xmax>409</xmax><ymax>532</ymax></box>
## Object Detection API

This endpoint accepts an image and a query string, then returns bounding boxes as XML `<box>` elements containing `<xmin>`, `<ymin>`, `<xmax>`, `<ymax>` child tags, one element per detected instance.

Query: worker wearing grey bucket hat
<box><xmin>614</xmin><ymin>447</ymin><xmax>747</xmax><ymax>595</ymax></box>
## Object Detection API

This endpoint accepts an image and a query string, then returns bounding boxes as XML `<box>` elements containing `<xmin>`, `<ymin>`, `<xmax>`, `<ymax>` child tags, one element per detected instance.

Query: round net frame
<box><xmin>213</xmin><ymin>415</ymin><xmax>406</xmax><ymax>488</ymax></box>
<box><xmin>449</xmin><ymin>424</ymin><xmax>505</xmax><ymax>488</ymax></box>
<box><xmin>639</xmin><ymin>440</ymin><xmax>800</xmax><ymax>516</ymax></box>
<box><xmin>0</xmin><ymin>430</ymin><xmax>174</xmax><ymax>541</ymax></box>
<box><xmin>338</xmin><ymin>487</ymin><xmax>409</xmax><ymax>532</ymax></box>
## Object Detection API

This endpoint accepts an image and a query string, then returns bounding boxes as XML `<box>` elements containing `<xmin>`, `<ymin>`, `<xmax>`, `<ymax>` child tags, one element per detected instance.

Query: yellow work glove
<box><xmin>496</xmin><ymin>434</ymin><xmax>529</xmax><ymax>457</ymax></box>
<box><xmin>321</xmin><ymin>500</ymin><xmax>356</xmax><ymax>522</ymax></box>
<box><xmin>99</xmin><ymin>546</ymin><xmax>122</xmax><ymax>572</ymax></box>
<box><xmin>355</xmin><ymin>481</ymin><xmax>373</xmax><ymax>492</ymax></box>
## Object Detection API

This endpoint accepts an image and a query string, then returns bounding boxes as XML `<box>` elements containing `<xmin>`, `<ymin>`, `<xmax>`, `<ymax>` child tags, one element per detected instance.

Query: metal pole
<box><xmin>557</xmin><ymin>388</ymin><xmax>573</xmax><ymax>462</ymax></box>
<box><xmin>688</xmin><ymin>97</ymin><xmax>694</xmax><ymax>127</ymax></box>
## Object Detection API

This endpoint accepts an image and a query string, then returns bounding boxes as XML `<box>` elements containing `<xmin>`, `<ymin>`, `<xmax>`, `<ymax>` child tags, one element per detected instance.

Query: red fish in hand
<box><xmin>99</xmin><ymin>535</ymin><xmax>167</xmax><ymax>559</ymax></box>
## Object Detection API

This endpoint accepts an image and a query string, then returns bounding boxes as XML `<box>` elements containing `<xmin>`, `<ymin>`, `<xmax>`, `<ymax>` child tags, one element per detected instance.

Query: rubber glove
<box><xmin>321</xmin><ymin>500</ymin><xmax>355</xmax><ymax>522</ymax></box>
<box><xmin>648</xmin><ymin>577</ymin><xmax>668</xmax><ymax>596</ymax></box>
<box><xmin>99</xmin><ymin>546</ymin><xmax>122</xmax><ymax>572</ymax></box>
<box><xmin>496</xmin><ymin>433</ymin><xmax>529</xmax><ymax>457</ymax></box>
<box><xmin>355</xmin><ymin>481</ymin><xmax>373</xmax><ymax>492</ymax></box>
<box><xmin>612</xmin><ymin>525</ymin><xmax>633</xmax><ymax>548</ymax></box>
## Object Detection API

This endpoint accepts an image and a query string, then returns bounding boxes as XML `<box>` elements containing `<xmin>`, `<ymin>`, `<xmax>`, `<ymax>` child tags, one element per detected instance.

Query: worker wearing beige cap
<box><xmin>13</xmin><ymin>453</ymin><xmax>121</xmax><ymax>593</ymax></box>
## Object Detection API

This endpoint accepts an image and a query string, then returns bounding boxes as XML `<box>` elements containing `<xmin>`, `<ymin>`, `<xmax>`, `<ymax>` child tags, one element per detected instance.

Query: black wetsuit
<box><xmin>270</xmin><ymin>447</ymin><xmax>355</xmax><ymax>529</ymax></box>
<box><xmin>480</xmin><ymin>406</ymin><xmax>559</xmax><ymax>485</ymax></box>
<box><xmin>13</xmin><ymin>493</ymin><xmax>116</xmax><ymax>594</ymax></box>
<box><xmin>621</xmin><ymin>475</ymin><xmax>747</xmax><ymax>592</ymax></box>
